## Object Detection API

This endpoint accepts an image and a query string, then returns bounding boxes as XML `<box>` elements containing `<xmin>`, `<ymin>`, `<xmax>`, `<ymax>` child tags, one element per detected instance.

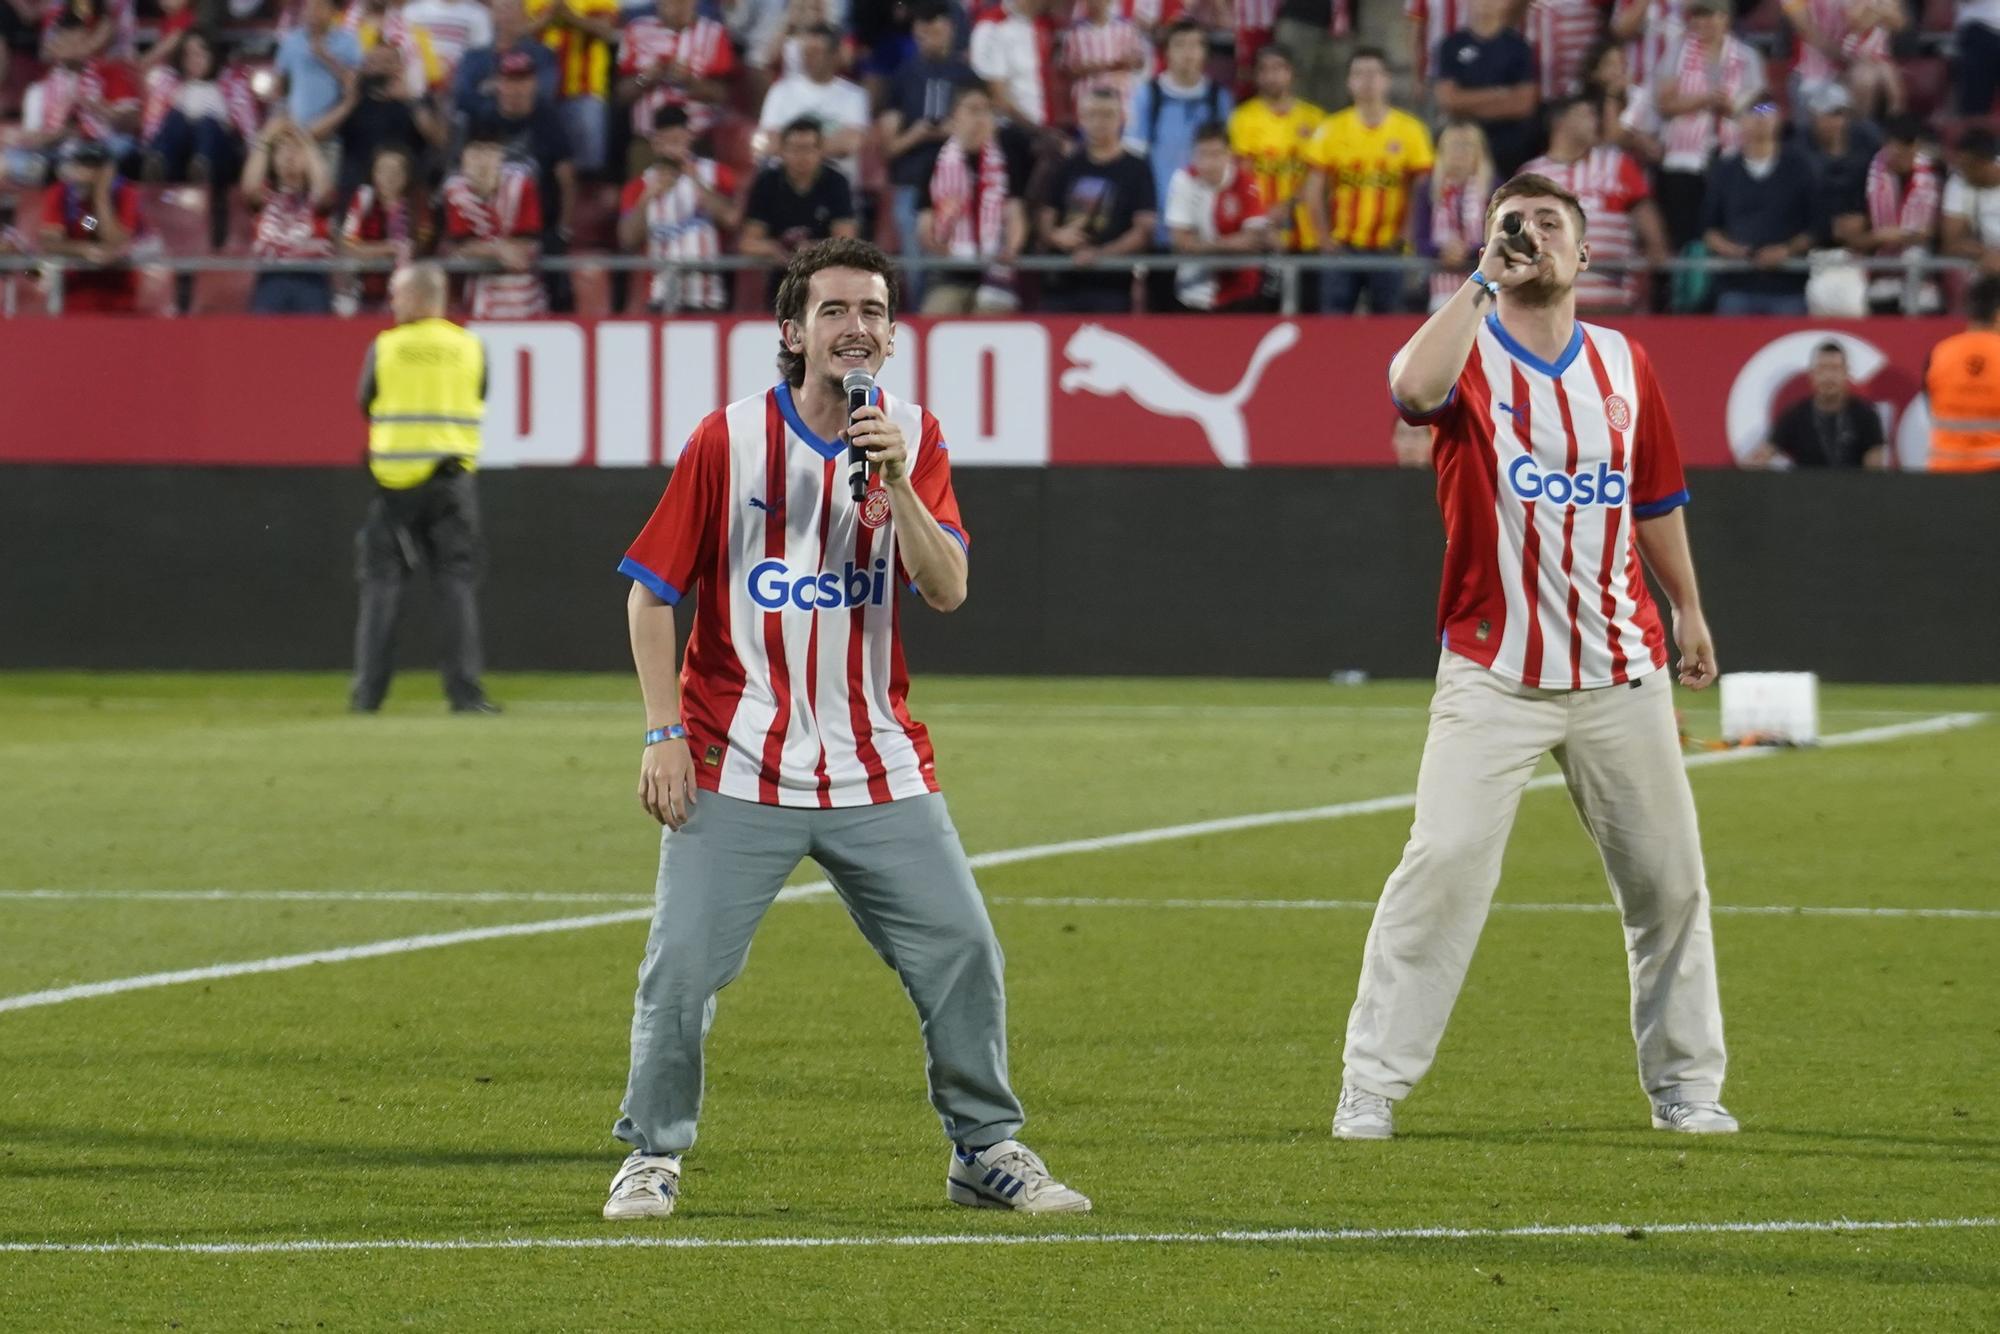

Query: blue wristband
<box><xmin>1467</xmin><ymin>271</ymin><xmax>1500</xmax><ymax>303</ymax></box>
<box><xmin>644</xmin><ymin>724</ymin><xmax>688</xmax><ymax>746</ymax></box>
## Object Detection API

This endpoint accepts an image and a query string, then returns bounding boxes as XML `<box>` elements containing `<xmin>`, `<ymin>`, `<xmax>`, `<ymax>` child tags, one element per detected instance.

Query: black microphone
<box><xmin>1499</xmin><ymin>212</ymin><xmax>1540</xmax><ymax>261</ymax></box>
<box><xmin>842</xmin><ymin>367</ymin><xmax>874</xmax><ymax>503</ymax></box>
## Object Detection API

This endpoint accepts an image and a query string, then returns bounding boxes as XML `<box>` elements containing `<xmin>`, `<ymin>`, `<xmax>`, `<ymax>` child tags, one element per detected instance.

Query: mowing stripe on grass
<box><xmin>0</xmin><ymin>712</ymin><xmax>1982</xmax><ymax>1016</ymax></box>
<box><xmin>986</xmin><ymin>896</ymin><xmax>2000</xmax><ymax>920</ymax></box>
<box><xmin>4</xmin><ymin>1215</ymin><xmax>1994</xmax><ymax>1256</ymax></box>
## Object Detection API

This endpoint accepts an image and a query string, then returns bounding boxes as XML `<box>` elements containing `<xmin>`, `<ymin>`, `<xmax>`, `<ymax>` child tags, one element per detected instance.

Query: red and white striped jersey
<box><xmin>1528</xmin><ymin>0</ymin><xmax>1610</xmax><ymax>99</ymax></box>
<box><xmin>1406</xmin><ymin>0</ymin><xmax>1465</xmax><ymax>81</ymax></box>
<box><xmin>620</xmin><ymin>386</ymin><xmax>969</xmax><ymax>808</ymax></box>
<box><xmin>24</xmin><ymin>61</ymin><xmax>139</xmax><ymax>143</ymax></box>
<box><xmin>1518</xmin><ymin>146</ymin><xmax>1651</xmax><ymax>311</ymax></box>
<box><xmin>443</xmin><ymin>166</ymin><xmax>547</xmax><ymax>319</ymax></box>
<box><xmin>1062</xmin><ymin>16</ymin><xmax>1147</xmax><ymax>115</ymax></box>
<box><xmin>1397</xmin><ymin>317</ymin><xmax>1687</xmax><ymax>690</ymax></box>
<box><xmin>617</xmin><ymin>157</ymin><xmax>736</xmax><ymax>311</ymax></box>
<box><xmin>251</xmin><ymin>188</ymin><xmax>334</xmax><ymax>260</ymax></box>
<box><xmin>1864</xmin><ymin>149</ymin><xmax>1940</xmax><ymax>237</ymax></box>
<box><xmin>1793</xmin><ymin>0</ymin><xmax>1892</xmax><ymax>86</ymax></box>
<box><xmin>618</xmin><ymin>15</ymin><xmax>736</xmax><ymax>134</ymax></box>
<box><xmin>140</xmin><ymin>65</ymin><xmax>261</xmax><ymax>141</ymax></box>
<box><xmin>1621</xmin><ymin>0</ymin><xmax>1682</xmax><ymax>86</ymax></box>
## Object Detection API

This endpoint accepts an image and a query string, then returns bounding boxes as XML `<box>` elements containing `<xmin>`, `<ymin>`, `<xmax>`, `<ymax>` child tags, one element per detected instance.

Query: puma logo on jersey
<box><xmin>1058</xmin><ymin>323</ymin><xmax>1301</xmax><ymax>468</ymax></box>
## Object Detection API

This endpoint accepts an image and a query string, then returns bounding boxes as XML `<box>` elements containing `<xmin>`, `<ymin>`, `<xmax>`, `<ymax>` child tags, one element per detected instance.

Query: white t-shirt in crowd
<box><xmin>757</xmin><ymin>74</ymin><xmax>871</xmax><ymax>182</ymax></box>
<box><xmin>1942</xmin><ymin>174</ymin><xmax>2000</xmax><ymax>249</ymax></box>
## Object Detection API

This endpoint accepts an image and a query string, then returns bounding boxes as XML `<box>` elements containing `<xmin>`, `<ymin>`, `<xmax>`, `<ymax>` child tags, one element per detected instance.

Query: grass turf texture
<box><xmin>1</xmin><ymin>672</ymin><xmax>1996</xmax><ymax>1330</ymax></box>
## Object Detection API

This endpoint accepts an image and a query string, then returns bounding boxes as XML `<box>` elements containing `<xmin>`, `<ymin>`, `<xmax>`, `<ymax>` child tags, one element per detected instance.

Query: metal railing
<box><xmin>0</xmin><ymin>252</ymin><xmax>1977</xmax><ymax>318</ymax></box>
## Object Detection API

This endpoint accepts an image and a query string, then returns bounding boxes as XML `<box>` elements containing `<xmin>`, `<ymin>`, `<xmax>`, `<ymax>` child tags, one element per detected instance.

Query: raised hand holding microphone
<box><xmin>842</xmin><ymin>368</ymin><xmax>910</xmax><ymax>498</ymax></box>
<box><xmin>843</xmin><ymin>367</ymin><xmax>874</xmax><ymax>501</ymax></box>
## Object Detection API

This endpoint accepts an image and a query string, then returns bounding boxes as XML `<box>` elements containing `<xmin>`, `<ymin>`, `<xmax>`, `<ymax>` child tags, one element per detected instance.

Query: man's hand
<box><xmin>1478</xmin><ymin>215</ymin><xmax>1552</xmax><ymax>289</ymax></box>
<box><xmin>1673</xmin><ymin>607</ymin><xmax>1719</xmax><ymax>689</ymax></box>
<box><xmin>846</xmin><ymin>404</ymin><xmax>908</xmax><ymax>485</ymax></box>
<box><xmin>500</xmin><ymin>240</ymin><xmax>534</xmax><ymax>271</ymax></box>
<box><xmin>638</xmin><ymin>737</ymin><xmax>698</xmax><ymax>828</ymax></box>
<box><xmin>1753</xmin><ymin>243</ymin><xmax>1791</xmax><ymax>269</ymax></box>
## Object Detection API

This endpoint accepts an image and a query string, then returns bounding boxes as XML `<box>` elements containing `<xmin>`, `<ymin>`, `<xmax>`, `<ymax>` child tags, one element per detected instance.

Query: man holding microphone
<box><xmin>1334</xmin><ymin>174</ymin><xmax>1735</xmax><ymax>1142</ymax></box>
<box><xmin>603</xmin><ymin>237</ymin><xmax>1090</xmax><ymax>1221</ymax></box>
<box><xmin>351</xmin><ymin>263</ymin><xmax>500</xmax><ymax>715</ymax></box>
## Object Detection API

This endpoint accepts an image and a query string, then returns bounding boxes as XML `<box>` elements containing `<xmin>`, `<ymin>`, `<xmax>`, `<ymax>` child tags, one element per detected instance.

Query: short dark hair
<box><xmin>1347</xmin><ymin>45</ymin><xmax>1388</xmax><ymax>74</ymax></box>
<box><xmin>909</xmin><ymin>0</ymin><xmax>953</xmax><ymax>20</ymax></box>
<box><xmin>1163</xmin><ymin>18</ymin><xmax>1207</xmax><ymax>47</ymax></box>
<box><xmin>1958</xmin><ymin>127</ymin><xmax>1999</xmax><ymax>160</ymax></box>
<box><xmin>463</xmin><ymin>120</ymin><xmax>506</xmax><ymax>148</ymax></box>
<box><xmin>652</xmin><ymin>104</ymin><xmax>690</xmax><ymax>132</ymax></box>
<box><xmin>780</xmin><ymin>116</ymin><xmax>823</xmax><ymax>142</ymax></box>
<box><xmin>773</xmin><ymin>238</ymin><xmax>901</xmax><ymax>387</ymax></box>
<box><xmin>1193</xmin><ymin>119</ymin><xmax>1230</xmax><ymax>146</ymax></box>
<box><xmin>1970</xmin><ymin>274</ymin><xmax>2000</xmax><ymax>326</ymax></box>
<box><xmin>1812</xmin><ymin>339</ymin><xmax>1847</xmax><ymax>361</ymax></box>
<box><xmin>1486</xmin><ymin>171</ymin><xmax>1589</xmax><ymax>237</ymax></box>
<box><xmin>1545</xmin><ymin>92</ymin><xmax>1592</xmax><ymax>124</ymax></box>
<box><xmin>1883</xmin><ymin>113</ymin><xmax>1924</xmax><ymax>146</ymax></box>
<box><xmin>949</xmin><ymin>81</ymin><xmax>990</xmax><ymax>112</ymax></box>
<box><xmin>1255</xmin><ymin>42</ymin><xmax>1294</xmax><ymax>68</ymax></box>
<box><xmin>800</xmin><ymin>22</ymin><xmax>839</xmax><ymax>44</ymax></box>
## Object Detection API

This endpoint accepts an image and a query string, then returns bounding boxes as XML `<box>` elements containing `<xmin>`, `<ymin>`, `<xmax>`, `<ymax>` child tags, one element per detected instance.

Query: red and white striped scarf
<box><xmin>445</xmin><ymin>166</ymin><xmax>548</xmax><ymax>319</ymax></box>
<box><xmin>252</xmin><ymin>188</ymin><xmax>333</xmax><ymax>260</ymax></box>
<box><xmin>928</xmin><ymin>136</ymin><xmax>1011</xmax><ymax>262</ymax></box>
<box><xmin>1865</xmin><ymin>151</ymin><xmax>1941</xmax><ymax>235</ymax></box>
<box><xmin>1427</xmin><ymin>172</ymin><xmax>1491</xmax><ymax>305</ymax></box>
<box><xmin>1796</xmin><ymin>0</ymin><xmax>1893</xmax><ymax>84</ymax></box>
<box><xmin>140</xmin><ymin>66</ymin><xmax>260</xmax><ymax>141</ymax></box>
<box><xmin>1662</xmin><ymin>33</ymin><xmax>1751</xmax><ymax>168</ymax></box>
<box><xmin>32</xmin><ymin>65</ymin><xmax>116</xmax><ymax>142</ymax></box>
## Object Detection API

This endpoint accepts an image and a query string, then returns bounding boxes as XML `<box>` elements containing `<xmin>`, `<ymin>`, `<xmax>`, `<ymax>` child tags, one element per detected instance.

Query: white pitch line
<box><xmin>3</xmin><ymin>1214</ymin><xmax>1993</xmax><ymax>1257</ymax></box>
<box><xmin>0</xmin><ymin>712</ymin><xmax>1982</xmax><ymax>1016</ymax></box>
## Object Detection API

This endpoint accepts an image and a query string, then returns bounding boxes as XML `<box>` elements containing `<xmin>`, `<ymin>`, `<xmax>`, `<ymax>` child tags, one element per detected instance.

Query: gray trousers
<box><xmin>614</xmin><ymin>791</ymin><xmax>1026</xmax><ymax>1156</ymax></box>
<box><xmin>1343</xmin><ymin>653</ymin><xmax>1728</xmax><ymax>1106</ymax></box>
<box><xmin>350</xmin><ymin>467</ymin><xmax>486</xmax><ymax>710</ymax></box>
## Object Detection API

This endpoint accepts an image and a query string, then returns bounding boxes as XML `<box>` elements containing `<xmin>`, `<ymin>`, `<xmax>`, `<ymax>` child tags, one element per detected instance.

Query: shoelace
<box><xmin>975</xmin><ymin>1143</ymin><xmax>1055</xmax><ymax>1195</ymax></box>
<box><xmin>1661</xmin><ymin>1101</ymin><xmax>1725</xmax><ymax>1126</ymax></box>
<box><xmin>614</xmin><ymin>1159</ymin><xmax>680</xmax><ymax>1197</ymax></box>
<box><xmin>1340</xmin><ymin>1088</ymin><xmax>1391</xmax><ymax>1116</ymax></box>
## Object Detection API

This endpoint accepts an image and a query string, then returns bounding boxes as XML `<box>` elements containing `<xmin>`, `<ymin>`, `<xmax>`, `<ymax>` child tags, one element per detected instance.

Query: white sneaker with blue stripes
<box><xmin>948</xmin><ymin>1140</ymin><xmax>1092</xmax><ymax>1213</ymax></box>
<box><xmin>1652</xmin><ymin>1101</ymin><xmax>1740</xmax><ymax>1134</ymax></box>
<box><xmin>603</xmin><ymin>1151</ymin><xmax>681</xmax><ymax>1219</ymax></box>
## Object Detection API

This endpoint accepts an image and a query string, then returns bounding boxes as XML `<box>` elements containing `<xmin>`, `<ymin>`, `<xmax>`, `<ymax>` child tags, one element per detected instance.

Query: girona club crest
<box><xmin>860</xmin><ymin>489</ymin><xmax>892</xmax><ymax>530</ymax></box>
<box><xmin>1603</xmin><ymin>393</ymin><xmax>1632</xmax><ymax>433</ymax></box>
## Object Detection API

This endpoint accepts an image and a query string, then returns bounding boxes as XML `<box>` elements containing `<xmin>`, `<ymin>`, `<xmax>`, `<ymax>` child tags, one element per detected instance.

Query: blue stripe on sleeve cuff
<box><xmin>938</xmin><ymin>522</ymin><xmax>969</xmax><ymax>553</ymax></box>
<box><xmin>1632</xmin><ymin>489</ymin><xmax>1690</xmax><ymax>519</ymax></box>
<box><xmin>1391</xmin><ymin>382</ymin><xmax>1457</xmax><ymax>424</ymax></box>
<box><xmin>618</xmin><ymin>556</ymin><xmax>683</xmax><ymax>605</ymax></box>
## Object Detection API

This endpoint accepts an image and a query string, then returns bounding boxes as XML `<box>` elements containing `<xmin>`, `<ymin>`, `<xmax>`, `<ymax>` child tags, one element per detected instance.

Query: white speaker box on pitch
<box><xmin>1719</xmin><ymin>672</ymin><xmax>1820</xmax><ymax>746</ymax></box>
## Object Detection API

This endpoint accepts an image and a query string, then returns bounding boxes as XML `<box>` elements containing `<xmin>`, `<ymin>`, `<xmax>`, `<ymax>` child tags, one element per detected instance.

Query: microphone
<box><xmin>1499</xmin><ymin>213</ymin><xmax>1540</xmax><ymax>262</ymax></box>
<box><xmin>842</xmin><ymin>367</ymin><xmax>874</xmax><ymax>503</ymax></box>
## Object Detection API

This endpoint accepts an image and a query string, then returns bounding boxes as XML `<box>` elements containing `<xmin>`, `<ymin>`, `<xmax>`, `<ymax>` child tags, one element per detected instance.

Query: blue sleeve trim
<box><xmin>618</xmin><ymin>556</ymin><xmax>683</xmax><ymax>605</ymax></box>
<box><xmin>1632</xmin><ymin>489</ymin><xmax>1690</xmax><ymax>519</ymax></box>
<box><xmin>938</xmin><ymin>522</ymin><xmax>969</xmax><ymax>553</ymax></box>
<box><xmin>1391</xmin><ymin>382</ymin><xmax>1457</xmax><ymax>424</ymax></box>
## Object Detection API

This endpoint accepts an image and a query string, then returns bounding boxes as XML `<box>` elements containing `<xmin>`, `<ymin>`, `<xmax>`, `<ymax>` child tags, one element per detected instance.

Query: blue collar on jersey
<box><xmin>1485</xmin><ymin>312</ymin><xmax>1584</xmax><ymax>379</ymax></box>
<box><xmin>774</xmin><ymin>380</ymin><xmax>881</xmax><ymax>461</ymax></box>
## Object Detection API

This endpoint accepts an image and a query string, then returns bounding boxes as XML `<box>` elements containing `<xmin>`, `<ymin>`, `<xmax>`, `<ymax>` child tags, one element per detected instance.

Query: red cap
<box><xmin>497</xmin><ymin>51</ymin><xmax>536</xmax><ymax>78</ymax></box>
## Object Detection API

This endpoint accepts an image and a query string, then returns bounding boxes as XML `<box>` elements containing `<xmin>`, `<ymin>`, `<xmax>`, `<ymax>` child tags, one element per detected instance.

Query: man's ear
<box><xmin>781</xmin><ymin>318</ymin><xmax>803</xmax><ymax>352</ymax></box>
<box><xmin>1577</xmin><ymin>243</ymin><xmax>1591</xmax><ymax>271</ymax></box>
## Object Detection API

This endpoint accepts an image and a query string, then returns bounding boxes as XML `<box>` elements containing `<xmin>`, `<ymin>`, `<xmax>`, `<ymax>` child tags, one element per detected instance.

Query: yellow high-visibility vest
<box><xmin>365</xmin><ymin>318</ymin><xmax>486</xmax><ymax>490</ymax></box>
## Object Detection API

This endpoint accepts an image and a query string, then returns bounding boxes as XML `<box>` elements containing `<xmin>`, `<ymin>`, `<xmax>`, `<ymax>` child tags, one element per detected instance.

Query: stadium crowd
<box><xmin>1</xmin><ymin>0</ymin><xmax>1997</xmax><ymax>315</ymax></box>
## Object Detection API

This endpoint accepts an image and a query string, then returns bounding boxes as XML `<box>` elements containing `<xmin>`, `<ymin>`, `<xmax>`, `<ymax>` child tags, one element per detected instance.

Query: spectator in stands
<box><xmin>14</xmin><ymin>6</ymin><xmax>142</xmax><ymax>182</ymax></box>
<box><xmin>1127</xmin><ymin>19</ymin><xmax>1234</xmax><ymax>252</ymax></box>
<box><xmin>522</xmin><ymin>0</ymin><xmax>622</xmax><ymax>175</ymax></box>
<box><xmin>1063</xmin><ymin>0</ymin><xmax>1148</xmax><ymax>124</ymax></box>
<box><xmin>456</xmin><ymin>0</ymin><xmax>561</xmax><ymax>125</ymax></box>
<box><xmin>38</xmin><ymin>139</ymin><xmax>141</xmax><ymax>313</ymax></box>
<box><xmin>1797</xmin><ymin>82</ymin><xmax>1875</xmax><ymax>248</ymax></box>
<box><xmin>752</xmin><ymin>0</ymin><xmax>856</xmax><ymax>83</ymax></box>
<box><xmin>1229</xmin><ymin>43</ymin><xmax>1324</xmax><ymax>256</ymax></box>
<box><xmin>1433</xmin><ymin>0</ymin><xmax>1537</xmax><ymax>176</ymax></box>
<box><xmin>1746</xmin><ymin>340</ymin><xmax>1886</xmax><ymax>468</ymax></box>
<box><xmin>916</xmin><ymin>83</ymin><xmax>1029</xmax><ymax>313</ymax></box>
<box><xmin>1304</xmin><ymin>46</ymin><xmax>1429</xmax><ymax>313</ymax></box>
<box><xmin>617</xmin><ymin>103</ymin><xmax>740</xmax><ymax>311</ymax></box>
<box><xmin>1957</xmin><ymin>0</ymin><xmax>2000</xmax><ymax>118</ymax></box>
<box><xmin>969</xmin><ymin>0</ymin><xmax>1052</xmax><ymax>129</ymax></box>
<box><xmin>1527</xmin><ymin>0</ymin><xmax>1606</xmax><ymax>104</ymax></box>
<box><xmin>444</xmin><ymin>125</ymin><xmax>548</xmax><ymax>317</ymax></box>
<box><xmin>404</xmin><ymin>0</ymin><xmax>495</xmax><ymax>82</ymax></box>
<box><xmin>275</xmin><ymin>0</ymin><xmax>364</xmax><ymax>149</ymax></box>
<box><xmin>755</xmin><ymin>24</ymin><xmax>870</xmax><ymax>182</ymax></box>
<box><xmin>1037</xmin><ymin>86</ymin><xmax>1156</xmax><ymax>312</ymax></box>
<box><xmin>1700</xmin><ymin>101</ymin><xmax>1813</xmax><ymax>315</ymax></box>
<box><xmin>1522</xmin><ymin>93</ymin><xmax>1668</xmax><ymax>314</ymax></box>
<box><xmin>617</xmin><ymin>0</ymin><xmax>737</xmax><ymax>159</ymax></box>
<box><xmin>0</xmin><ymin>0</ymin><xmax>40</xmax><ymax>102</ymax></box>
<box><xmin>40</xmin><ymin>0</ymin><xmax>128</xmax><ymax>65</ymax></box>
<box><xmin>317</xmin><ymin>41</ymin><xmax>444</xmax><ymax>195</ymax></box>
<box><xmin>1925</xmin><ymin>275</ymin><xmax>2000</xmax><ymax>471</ymax></box>
<box><xmin>1651</xmin><ymin>0</ymin><xmax>1762</xmax><ymax>252</ymax></box>
<box><xmin>144</xmin><ymin>31</ymin><xmax>252</xmax><ymax>188</ymax></box>
<box><xmin>1858</xmin><ymin>115</ymin><xmax>1941</xmax><ymax>313</ymax></box>
<box><xmin>478</xmin><ymin>53</ymin><xmax>577</xmax><ymax>310</ymax></box>
<box><xmin>348</xmin><ymin>0</ymin><xmax>444</xmax><ymax>101</ymax></box>
<box><xmin>138</xmin><ymin>0</ymin><xmax>196</xmax><ymax>76</ymax></box>
<box><xmin>340</xmin><ymin>143</ymin><xmax>432</xmax><ymax>310</ymax></box>
<box><xmin>877</xmin><ymin>1</ymin><xmax>978</xmax><ymax>298</ymax></box>
<box><xmin>1941</xmin><ymin>128</ymin><xmax>2000</xmax><ymax>275</ymax></box>
<box><xmin>740</xmin><ymin>116</ymin><xmax>858</xmax><ymax>292</ymax></box>
<box><xmin>1411</xmin><ymin>118</ymin><xmax>1492</xmax><ymax>311</ymax></box>
<box><xmin>1785</xmin><ymin>0</ymin><xmax>1903</xmax><ymax>121</ymax></box>
<box><xmin>1165</xmin><ymin>119</ymin><xmax>1271</xmax><ymax>311</ymax></box>
<box><xmin>1278</xmin><ymin>0</ymin><xmax>1355</xmax><ymax>112</ymax></box>
<box><xmin>243</xmin><ymin>118</ymin><xmax>337</xmax><ymax>313</ymax></box>
<box><xmin>1580</xmin><ymin>37</ymin><xmax>1632</xmax><ymax>144</ymax></box>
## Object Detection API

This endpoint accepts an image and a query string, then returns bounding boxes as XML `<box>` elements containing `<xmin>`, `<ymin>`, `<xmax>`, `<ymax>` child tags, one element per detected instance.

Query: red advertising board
<box><xmin>0</xmin><ymin>315</ymin><xmax>1957</xmax><ymax>469</ymax></box>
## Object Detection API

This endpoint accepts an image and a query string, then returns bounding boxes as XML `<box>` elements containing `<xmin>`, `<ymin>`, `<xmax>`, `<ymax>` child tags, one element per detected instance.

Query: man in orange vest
<box><xmin>1926</xmin><ymin>275</ymin><xmax>2000</xmax><ymax>472</ymax></box>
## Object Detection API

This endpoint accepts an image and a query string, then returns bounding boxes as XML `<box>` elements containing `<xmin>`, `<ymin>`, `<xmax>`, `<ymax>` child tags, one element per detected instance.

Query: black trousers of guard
<box><xmin>351</xmin><ymin>464</ymin><xmax>487</xmax><ymax>710</ymax></box>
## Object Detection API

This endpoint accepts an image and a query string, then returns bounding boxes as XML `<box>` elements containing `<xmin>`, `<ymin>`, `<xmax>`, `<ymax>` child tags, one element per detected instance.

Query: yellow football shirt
<box><xmin>1228</xmin><ymin>97</ymin><xmax>1325</xmax><ymax>252</ymax></box>
<box><xmin>527</xmin><ymin>0</ymin><xmax>622</xmax><ymax>100</ymax></box>
<box><xmin>1305</xmin><ymin>107</ymin><xmax>1435</xmax><ymax>252</ymax></box>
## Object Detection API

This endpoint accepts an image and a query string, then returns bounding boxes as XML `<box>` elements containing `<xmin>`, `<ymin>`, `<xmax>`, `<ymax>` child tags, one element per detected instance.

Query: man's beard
<box><xmin>1508</xmin><ymin>268</ymin><xmax>1571</xmax><ymax>308</ymax></box>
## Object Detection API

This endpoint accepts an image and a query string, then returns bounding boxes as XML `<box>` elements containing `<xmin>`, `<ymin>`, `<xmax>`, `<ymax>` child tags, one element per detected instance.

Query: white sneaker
<box><xmin>1652</xmin><ymin>1101</ymin><xmax>1740</xmax><ymax>1134</ymax></box>
<box><xmin>603</xmin><ymin>1150</ymin><xmax>682</xmax><ymax>1219</ymax></box>
<box><xmin>947</xmin><ymin>1140</ymin><xmax>1092</xmax><ymax>1214</ymax></box>
<box><xmin>1333</xmin><ymin>1084</ymin><xmax>1396</xmax><ymax>1140</ymax></box>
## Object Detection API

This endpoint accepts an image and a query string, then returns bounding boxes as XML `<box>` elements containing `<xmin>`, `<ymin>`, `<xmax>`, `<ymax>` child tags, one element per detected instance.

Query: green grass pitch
<box><xmin>2</xmin><ymin>672</ymin><xmax>1996</xmax><ymax>1330</ymax></box>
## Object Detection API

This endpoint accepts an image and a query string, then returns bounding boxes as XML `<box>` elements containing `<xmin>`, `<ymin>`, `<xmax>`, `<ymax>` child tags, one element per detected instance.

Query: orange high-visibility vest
<box><xmin>1925</xmin><ymin>328</ymin><xmax>2000</xmax><ymax>472</ymax></box>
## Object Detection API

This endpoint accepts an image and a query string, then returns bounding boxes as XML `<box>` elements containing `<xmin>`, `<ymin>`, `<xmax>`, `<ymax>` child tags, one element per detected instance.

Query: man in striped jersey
<box><xmin>603</xmin><ymin>237</ymin><xmax>1091</xmax><ymax>1222</ymax></box>
<box><xmin>1520</xmin><ymin>93</ymin><xmax>1667</xmax><ymax>313</ymax></box>
<box><xmin>1335</xmin><ymin>172</ymin><xmax>1735</xmax><ymax>1142</ymax></box>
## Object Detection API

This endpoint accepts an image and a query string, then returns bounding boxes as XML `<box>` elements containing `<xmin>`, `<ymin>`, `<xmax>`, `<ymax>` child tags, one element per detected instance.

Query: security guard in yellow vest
<box><xmin>351</xmin><ymin>263</ymin><xmax>498</xmax><ymax>713</ymax></box>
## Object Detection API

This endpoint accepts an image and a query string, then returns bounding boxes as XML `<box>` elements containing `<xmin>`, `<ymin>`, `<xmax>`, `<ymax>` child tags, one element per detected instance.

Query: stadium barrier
<box><xmin>5</xmin><ymin>465</ymin><xmax>1998</xmax><ymax>683</ymax></box>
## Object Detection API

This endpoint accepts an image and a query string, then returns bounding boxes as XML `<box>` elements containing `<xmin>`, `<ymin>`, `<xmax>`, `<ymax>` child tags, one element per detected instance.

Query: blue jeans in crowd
<box><xmin>251</xmin><ymin>272</ymin><xmax>334</xmax><ymax>314</ymax></box>
<box><xmin>149</xmin><ymin>111</ymin><xmax>240</xmax><ymax>183</ymax></box>
<box><xmin>560</xmin><ymin>96</ymin><xmax>608</xmax><ymax>175</ymax></box>
<box><xmin>1714</xmin><ymin>289</ymin><xmax>1808</xmax><ymax>316</ymax></box>
<box><xmin>893</xmin><ymin>183</ymin><xmax>927</xmax><ymax>306</ymax></box>
<box><xmin>1320</xmin><ymin>263</ymin><xmax>1405</xmax><ymax>314</ymax></box>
